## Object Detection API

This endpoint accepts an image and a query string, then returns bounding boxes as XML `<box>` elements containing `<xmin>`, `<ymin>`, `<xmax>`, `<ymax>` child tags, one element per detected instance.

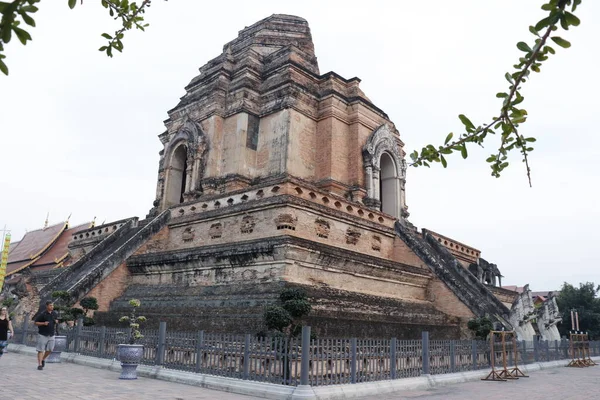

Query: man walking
<box><xmin>34</xmin><ymin>301</ymin><xmax>58</xmax><ymax>370</ymax></box>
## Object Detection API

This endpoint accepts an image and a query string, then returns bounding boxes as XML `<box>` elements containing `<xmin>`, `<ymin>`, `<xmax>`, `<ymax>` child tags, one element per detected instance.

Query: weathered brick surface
<box><xmin>82</xmin><ymin>261</ymin><xmax>130</xmax><ymax>312</ymax></box>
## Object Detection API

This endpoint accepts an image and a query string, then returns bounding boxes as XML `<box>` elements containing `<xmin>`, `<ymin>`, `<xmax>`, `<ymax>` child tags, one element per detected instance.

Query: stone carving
<box><xmin>508</xmin><ymin>284</ymin><xmax>537</xmax><ymax>341</ymax></box>
<box><xmin>363</xmin><ymin>124</ymin><xmax>404</xmax><ymax>174</ymax></box>
<box><xmin>345</xmin><ymin>228</ymin><xmax>361</xmax><ymax>245</ymax></box>
<box><xmin>240</xmin><ymin>215</ymin><xmax>256</xmax><ymax>234</ymax></box>
<box><xmin>275</xmin><ymin>213</ymin><xmax>297</xmax><ymax>231</ymax></box>
<box><xmin>371</xmin><ymin>235</ymin><xmax>381</xmax><ymax>251</ymax></box>
<box><xmin>536</xmin><ymin>292</ymin><xmax>562</xmax><ymax>341</ymax></box>
<box><xmin>315</xmin><ymin>219</ymin><xmax>330</xmax><ymax>238</ymax></box>
<box><xmin>209</xmin><ymin>223</ymin><xmax>223</xmax><ymax>239</ymax></box>
<box><xmin>181</xmin><ymin>227</ymin><xmax>195</xmax><ymax>242</ymax></box>
<box><xmin>471</xmin><ymin>258</ymin><xmax>503</xmax><ymax>287</ymax></box>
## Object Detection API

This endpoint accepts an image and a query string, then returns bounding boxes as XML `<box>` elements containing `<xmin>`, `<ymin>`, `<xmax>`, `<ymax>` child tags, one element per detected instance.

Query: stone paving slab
<box><xmin>3</xmin><ymin>345</ymin><xmax>599</xmax><ymax>400</ymax></box>
<box><xmin>1</xmin><ymin>351</ymin><xmax>263</xmax><ymax>400</ymax></box>
<box><xmin>356</xmin><ymin>364</ymin><xmax>600</xmax><ymax>399</ymax></box>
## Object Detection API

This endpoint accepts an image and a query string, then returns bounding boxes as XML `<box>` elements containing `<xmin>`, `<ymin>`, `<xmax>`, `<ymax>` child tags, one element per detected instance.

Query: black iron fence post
<box><xmin>350</xmin><ymin>338</ymin><xmax>357</xmax><ymax>384</ymax></box>
<box><xmin>300</xmin><ymin>326</ymin><xmax>311</xmax><ymax>386</ymax></box>
<box><xmin>390</xmin><ymin>337</ymin><xmax>397</xmax><ymax>379</ymax></box>
<box><xmin>561</xmin><ymin>338</ymin><xmax>568</xmax><ymax>359</ymax></box>
<box><xmin>471</xmin><ymin>340</ymin><xmax>477</xmax><ymax>370</ymax></box>
<box><xmin>533</xmin><ymin>339</ymin><xmax>539</xmax><ymax>362</ymax></box>
<box><xmin>98</xmin><ymin>326</ymin><xmax>106</xmax><ymax>356</ymax></box>
<box><xmin>73</xmin><ymin>318</ymin><xmax>83</xmax><ymax>352</ymax></box>
<box><xmin>21</xmin><ymin>313</ymin><xmax>30</xmax><ymax>344</ymax></box>
<box><xmin>195</xmin><ymin>330</ymin><xmax>204</xmax><ymax>373</ymax></box>
<box><xmin>243</xmin><ymin>334</ymin><xmax>251</xmax><ymax>380</ymax></box>
<box><xmin>449</xmin><ymin>340</ymin><xmax>456</xmax><ymax>373</ymax></box>
<box><xmin>421</xmin><ymin>331</ymin><xmax>430</xmax><ymax>375</ymax></box>
<box><xmin>155</xmin><ymin>321</ymin><xmax>166</xmax><ymax>365</ymax></box>
<box><xmin>554</xmin><ymin>340</ymin><xmax>559</xmax><ymax>360</ymax></box>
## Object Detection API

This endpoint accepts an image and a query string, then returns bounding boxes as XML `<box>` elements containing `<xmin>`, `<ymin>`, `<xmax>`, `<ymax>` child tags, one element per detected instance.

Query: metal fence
<box><xmin>15</xmin><ymin>318</ymin><xmax>600</xmax><ymax>387</ymax></box>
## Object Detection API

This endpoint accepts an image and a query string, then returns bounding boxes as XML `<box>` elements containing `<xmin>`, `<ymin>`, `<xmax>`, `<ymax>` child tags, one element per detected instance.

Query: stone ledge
<box><xmin>8</xmin><ymin>344</ymin><xmax>598</xmax><ymax>400</ymax></box>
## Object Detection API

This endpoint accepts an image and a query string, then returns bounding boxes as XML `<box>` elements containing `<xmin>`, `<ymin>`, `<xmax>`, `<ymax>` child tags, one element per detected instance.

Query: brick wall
<box><xmin>428</xmin><ymin>278</ymin><xmax>474</xmax><ymax>319</ymax></box>
<box><xmin>82</xmin><ymin>261</ymin><xmax>131</xmax><ymax>312</ymax></box>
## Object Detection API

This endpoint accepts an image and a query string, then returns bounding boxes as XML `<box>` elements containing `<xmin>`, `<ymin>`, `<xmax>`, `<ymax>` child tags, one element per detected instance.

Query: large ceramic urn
<box><xmin>117</xmin><ymin>344</ymin><xmax>144</xmax><ymax>379</ymax></box>
<box><xmin>45</xmin><ymin>335</ymin><xmax>68</xmax><ymax>363</ymax></box>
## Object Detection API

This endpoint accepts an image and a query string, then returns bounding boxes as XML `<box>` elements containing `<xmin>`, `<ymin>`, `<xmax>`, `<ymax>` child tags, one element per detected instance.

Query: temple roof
<box><xmin>6</xmin><ymin>221</ymin><xmax>90</xmax><ymax>276</ymax></box>
<box><xmin>7</xmin><ymin>223</ymin><xmax>65</xmax><ymax>264</ymax></box>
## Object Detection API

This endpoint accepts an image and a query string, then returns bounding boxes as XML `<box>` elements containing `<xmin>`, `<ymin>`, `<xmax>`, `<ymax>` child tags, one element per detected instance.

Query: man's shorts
<box><xmin>0</xmin><ymin>340</ymin><xmax>7</xmax><ymax>355</ymax></box>
<box><xmin>36</xmin><ymin>334</ymin><xmax>55</xmax><ymax>352</ymax></box>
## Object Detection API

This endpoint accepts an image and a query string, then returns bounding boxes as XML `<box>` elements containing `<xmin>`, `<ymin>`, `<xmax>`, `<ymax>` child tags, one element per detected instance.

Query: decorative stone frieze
<box><xmin>345</xmin><ymin>228</ymin><xmax>361</xmax><ymax>245</ymax></box>
<box><xmin>181</xmin><ymin>227</ymin><xmax>195</xmax><ymax>242</ymax></box>
<box><xmin>315</xmin><ymin>218</ymin><xmax>330</xmax><ymax>239</ymax></box>
<box><xmin>209</xmin><ymin>223</ymin><xmax>223</xmax><ymax>239</ymax></box>
<box><xmin>371</xmin><ymin>235</ymin><xmax>381</xmax><ymax>252</ymax></box>
<box><xmin>240</xmin><ymin>215</ymin><xmax>256</xmax><ymax>234</ymax></box>
<box><xmin>275</xmin><ymin>213</ymin><xmax>297</xmax><ymax>231</ymax></box>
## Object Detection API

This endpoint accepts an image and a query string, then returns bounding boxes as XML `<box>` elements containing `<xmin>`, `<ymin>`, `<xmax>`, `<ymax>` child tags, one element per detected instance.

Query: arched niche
<box><xmin>362</xmin><ymin>124</ymin><xmax>408</xmax><ymax>220</ymax></box>
<box><xmin>158</xmin><ymin>117</ymin><xmax>209</xmax><ymax>210</ymax></box>
<box><xmin>164</xmin><ymin>144</ymin><xmax>188</xmax><ymax>206</ymax></box>
<box><xmin>379</xmin><ymin>152</ymin><xmax>399</xmax><ymax>217</ymax></box>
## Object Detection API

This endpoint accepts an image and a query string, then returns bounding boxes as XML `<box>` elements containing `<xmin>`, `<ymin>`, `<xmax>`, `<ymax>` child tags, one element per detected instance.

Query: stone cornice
<box><xmin>127</xmin><ymin>235</ymin><xmax>430</xmax><ymax>280</ymax></box>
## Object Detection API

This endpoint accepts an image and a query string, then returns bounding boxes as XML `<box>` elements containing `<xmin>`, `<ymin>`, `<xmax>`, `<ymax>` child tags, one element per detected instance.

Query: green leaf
<box><xmin>2</xmin><ymin>27</ymin><xmax>12</xmax><ymax>43</ymax></box>
<box><xmin>460</xmin><ymin>145</ymin><xmax>468</xmax><ymax>159</ymax></box>
<box><xmin>68</xmin><ymin>0</ymin><xmax>77</xmax><ymax>9</ymax></box>
<box><xmin>13</xmin><ymin>27</ymin><xmax>32</xmax><ymax>45</ymax></box>
<box><xmin>551</xmin><ymin>36</ymin><xmax>571</xmax><ymax>48</ymax></box>
<box><xmin>444</xmin><ymin>132</ymin><xmax>453</xmax><ymax>145</ymax></box>
<box><xmin>0</xmin><ymin>59</ymin><xmax>8</xmax><ymax>75</ymax></box>
<box><xmin>458</xmin><ymin>114</ymin><xmax>475</xmax><ymax>131</ymax></box>
<box><xmin>516</xmin><ymin>42</ymin><xmax>531</xmax><ymax>52</ymax></box>
<box><xmin>21</xmin><ymin>14</ymin><xmax>36</xmax><ymax>27</ymax></box>
<box><xmin>440</xmin><ymin>155</ymin><xmax>447</xmax><ymax>168</ymax></box>
<box><xmin>535</xmin><ymin>16</ymin><xmax>553</xmax><ymax>31</ymax></box>
<box><xmin>496</xmin><ymin>92</ymin><xmax>508</xmax><ymax>98</ymax></box>
<box><xmin>101</xmin><ymin>33</ymin><xmax>113</xmax><ymax>40</ymax></box>
<box><xmin>505</xmin><ymin>72</ymin><xmax>513</xmax><ymax>83</ymax></box>
<box><xmin>541</xmin><ymin>4</ymin><xmax>553</xmax><ymax>11</ymax></box>
<box><xmin>528</xmin><ymin>26</ymin><xmax>540</xmax><ymax>36</ymax></box>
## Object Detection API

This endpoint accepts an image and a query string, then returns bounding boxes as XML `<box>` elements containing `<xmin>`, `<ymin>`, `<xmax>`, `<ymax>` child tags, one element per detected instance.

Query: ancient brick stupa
<box><xmin>20</xmin><ymin>15</ymin><xmax>523</xmax><ymax>339</ymax></box>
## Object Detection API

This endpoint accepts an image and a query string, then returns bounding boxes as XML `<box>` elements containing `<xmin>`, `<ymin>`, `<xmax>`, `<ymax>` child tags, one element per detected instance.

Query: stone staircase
<box><xmin>394</xmin><ymin>221</ymin><xmax>512</xmax><ymax>329</ymax></box>
<box><xmin>39</xmin><ymin>210</ymin><xmax>170</xmax><ymax>308</ymax></box>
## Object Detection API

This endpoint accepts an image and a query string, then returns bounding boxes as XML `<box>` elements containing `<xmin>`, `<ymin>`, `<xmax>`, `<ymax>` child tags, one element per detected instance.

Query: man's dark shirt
<box><xmin>35</xmin><ymin>311</ymin><xmax>58</xmax><ymax>337</ymax></box>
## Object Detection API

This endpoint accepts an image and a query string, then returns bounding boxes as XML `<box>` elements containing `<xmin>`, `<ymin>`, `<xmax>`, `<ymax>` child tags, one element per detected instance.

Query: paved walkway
<box><xmin>1</xmin><ymin>351</ymin><xmax>262</xmax><ymax>400</ymax></box>
<box><xmin>357</xmin><ymin>365</ymin><xmax>600</xmax><ymax>399</ymax></box>
<box><xmin>2</xmin><ymin>350</ymin><xmax>598</xmax><ymax>399</ymax></box>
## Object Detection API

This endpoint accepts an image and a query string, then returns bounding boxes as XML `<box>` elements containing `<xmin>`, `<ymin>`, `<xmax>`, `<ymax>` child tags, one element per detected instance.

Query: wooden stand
<box><xmin>508</xmin><ymin>332</ymin><xmax>528</xmax><ymax>378</ymax></box>
<box><xmin>567</xmin><ymin>333</ymin><xmax>590</xmax><ymax>368</ymax></box>
<box><xmin>482</xmin><ymin>330</ymin><xmax>525</xmax><ymax>382</ymax></box>
<box><xmin>582</xmin><ymin>334</ymin><xmax>597</xmax><ymax>367</ymax></box>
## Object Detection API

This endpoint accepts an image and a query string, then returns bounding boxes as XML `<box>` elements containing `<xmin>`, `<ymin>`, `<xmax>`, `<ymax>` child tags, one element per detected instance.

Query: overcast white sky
<box><xmin>1</xmin><ymin>1</ymin><xmax>598</xmax><ymax>291</ymax></box>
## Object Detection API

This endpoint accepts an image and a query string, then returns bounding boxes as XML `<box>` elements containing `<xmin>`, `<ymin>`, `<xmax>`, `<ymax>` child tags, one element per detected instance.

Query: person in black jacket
<box><xmin>0</xmin><ymin>307</ymin><xmax>14</xmax><ymax>358</ymax></box>
<box><xmin>34</xmin><ymin>301</ymin><xmax>58</xmax><ymax>370</ymax></box>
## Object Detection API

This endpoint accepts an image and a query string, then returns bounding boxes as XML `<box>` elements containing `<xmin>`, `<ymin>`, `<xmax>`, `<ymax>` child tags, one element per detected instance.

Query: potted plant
<box><xmin>117</xmin><ymin>299</ymin><xmax>147</xmax><ymax>380</ymax></box>
<box><xmin>47</xmin><ymin>291</ymin><xmax>75</xmax><ymax>363</ymax></box>
<box><xmin>80</xmin><ymin>296</ymin><xmax>99</xmax><ymax>326</ymax></box>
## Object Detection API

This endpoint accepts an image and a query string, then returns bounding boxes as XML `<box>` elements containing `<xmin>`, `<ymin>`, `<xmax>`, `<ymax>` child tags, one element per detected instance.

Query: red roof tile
<box><xmin>7</xmin><ymin>223</ymin><xmax>65</xmax><ymax>263</ymax></box>
<box><xmin>33</xmin><ymin>222</ymin><xmax>90</xmax><ymax>268</ymax></box>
